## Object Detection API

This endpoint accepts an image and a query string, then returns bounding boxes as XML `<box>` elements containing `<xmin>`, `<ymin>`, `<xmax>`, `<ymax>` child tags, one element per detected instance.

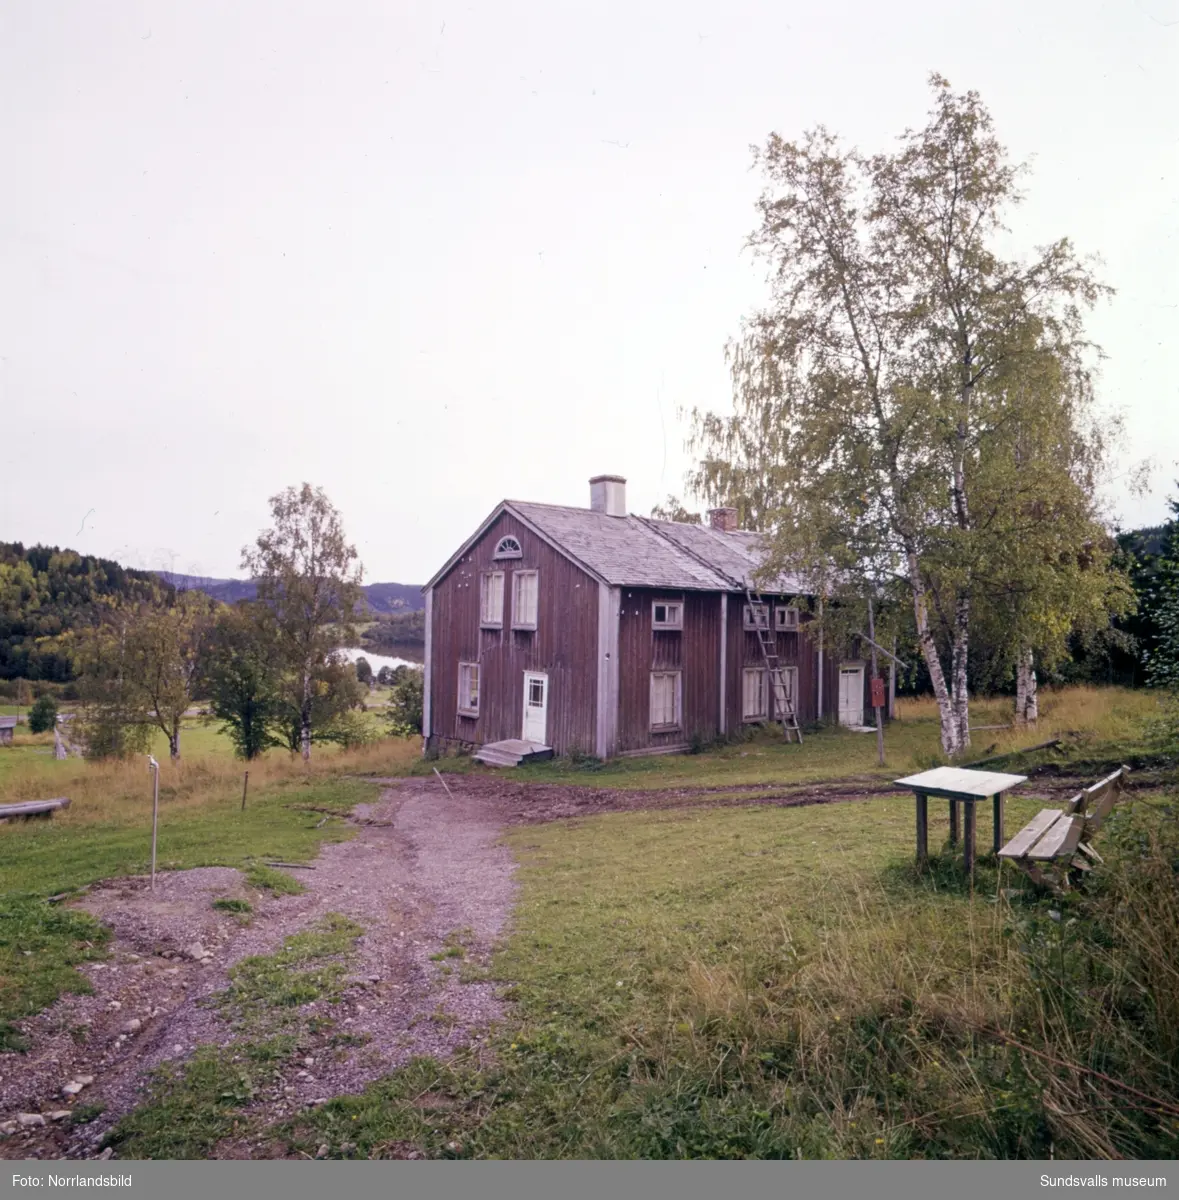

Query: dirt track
<box><xmin>0</xmin><ymin>779</ymin><xmax>516</xmax><ymax>1161</ymax></box>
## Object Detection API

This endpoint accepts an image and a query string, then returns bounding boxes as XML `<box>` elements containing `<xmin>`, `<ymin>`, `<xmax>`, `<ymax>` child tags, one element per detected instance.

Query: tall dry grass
<box><xmin>0</xmin><ymin>737</ymin><xmax>422</xmax><ymax>829</ymax></box>
<box><xmin>895</xmin><ymin>685</ymin><xmax>1159</xmax><ymax>763</ymax></box>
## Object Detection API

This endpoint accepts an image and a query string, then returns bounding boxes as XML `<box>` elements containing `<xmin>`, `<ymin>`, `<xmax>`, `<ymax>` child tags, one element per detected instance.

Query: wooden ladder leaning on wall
<box><xmin>745</xmin><ymin>586</ymin><xmax>803</xmax><ymax>744</ymax></box>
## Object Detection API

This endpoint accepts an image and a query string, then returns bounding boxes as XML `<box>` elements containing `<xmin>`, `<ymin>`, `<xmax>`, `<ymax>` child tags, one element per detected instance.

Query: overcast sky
<box><xmin>1</xmin><ymin>1</ymin><xmax>1176</xmax><ymax>584</ymax></box>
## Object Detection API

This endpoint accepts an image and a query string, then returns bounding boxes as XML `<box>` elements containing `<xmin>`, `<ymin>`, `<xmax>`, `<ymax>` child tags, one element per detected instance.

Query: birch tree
<box><xmin>688</xmin><ymin>75</ymin><xmax>1110</xmax><ymax>756</ymax></box>
<box><xmin>964</xmin><ymin>340</ymin><xmax>1132</xmax><ymax>723</ymax></box>
<box><xmin>242</xmin><ymin>484</ymin><xmax>363</xmax><ymax>763</ymax></box>
<box><xmin>122</xmin><ymin>590</ymin><xmax>216</xmax><ymax>760</ymax></box>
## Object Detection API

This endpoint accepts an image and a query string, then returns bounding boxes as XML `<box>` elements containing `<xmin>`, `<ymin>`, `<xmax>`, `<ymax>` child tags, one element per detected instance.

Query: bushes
<box><xmin>27</xmin><ymin>694</ymin><xmax>58</xmax><ymax>734</ymax></box>
<box><xmin>385</xmin><ymin>667</ymin><xmax>423</xmax><ymax>737</ymax></box>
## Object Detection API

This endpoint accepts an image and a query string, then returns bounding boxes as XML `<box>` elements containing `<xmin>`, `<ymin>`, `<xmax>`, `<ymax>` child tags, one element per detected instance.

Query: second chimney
<box><xmin>590</xmin><ymin>475</ymin><xmax>627</xmax><ymax>518</ymax></box>
<box><xmin>708</xmin><ymin>507</ymin><xmax>739</xmax><ymax>533</ymax></box>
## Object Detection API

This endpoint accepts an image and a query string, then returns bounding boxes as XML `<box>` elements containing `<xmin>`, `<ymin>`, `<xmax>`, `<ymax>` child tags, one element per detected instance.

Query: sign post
<box><xmin>148</xmin><ymin>756</ymin><xmax>160</xmax><ymax>890</ymax></box>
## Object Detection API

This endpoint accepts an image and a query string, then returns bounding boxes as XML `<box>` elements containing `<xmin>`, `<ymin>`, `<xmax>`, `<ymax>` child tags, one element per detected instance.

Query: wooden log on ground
<box><xmin>0</xmin><ymin>797</ymin><xmax>71</xmax><ymax>822</ymax></box>
<box><xmin>965</xmin><ymin>739</ymin><xmax>1061</xmax><ymax>769</ymax></box>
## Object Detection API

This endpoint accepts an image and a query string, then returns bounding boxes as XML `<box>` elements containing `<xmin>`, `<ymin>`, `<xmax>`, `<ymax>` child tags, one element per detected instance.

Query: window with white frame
<box><xmin>649</xmin><ymin>670</ymin><xmax>682</xmax><ymax>730</ymax></box>
<box><xmin>769</xmin><ymin>666</ymin><xmax>799</xmax><ymax>716</ymax></box>
<box><xmin>493</xmin><ymin>536</ymin><xmax>522</xmax><ymax>560</ymax></box>
<box><xmin>742</xmin><ymin>667</ymin><xmax>767</xmax><ymax>721</ymax></box>
<box><xmin>652</xmin><ymin>599</ymin><xmax>683</xmax><ymax>630</ymax></box>
<box><xmin>743</xmin><ymin>603</ymin><xmax>770</xmax><ymax>631</ymax></box>
<box><xmin>512</xmin><ymin>570</ymin><xmax>539</xmax><ymax>630</ymax></box>
<box><xmin>480</xmin><ymin>571</ymin><xmax>505</xmax><ymax>627</ymax></box>
<box><xmin>774</xmin><ymin>605</ymin><xmax>800</xmax><ymax>631</ymax></box>
<box><xmin>458</xmin><ymin>662</ymin><xmax>480</xmax><ymax>716</ymax></box>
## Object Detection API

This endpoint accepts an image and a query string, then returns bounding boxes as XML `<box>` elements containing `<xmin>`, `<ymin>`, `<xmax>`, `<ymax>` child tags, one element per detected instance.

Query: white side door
<box><xmin>838</xmin><ymin>667</ymin><xmax>864</xmax><ymax>727</ymax></box>
<box><xmin>522</xmin><ymin>671</ymin><xmax>549</xmax><ymax>744</ymax></box>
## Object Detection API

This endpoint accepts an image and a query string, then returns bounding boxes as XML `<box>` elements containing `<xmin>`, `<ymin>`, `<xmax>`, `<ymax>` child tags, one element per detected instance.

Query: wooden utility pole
<box><xmin>867</xmin><ymin>597</ymin><xmax>885</xmax><ymax>766</ymax></box>
<box><xmin>816</xmin><ymin>594</ymin><xmax>825</xmax><ymax>724</ymax></box>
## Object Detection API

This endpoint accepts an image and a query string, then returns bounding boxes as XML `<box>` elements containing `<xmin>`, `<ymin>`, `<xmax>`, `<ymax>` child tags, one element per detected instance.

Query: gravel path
<box><xmin>0</xmin><ymin>778</ymin><xmax>517</xmax><ymax>1161</ymax></box>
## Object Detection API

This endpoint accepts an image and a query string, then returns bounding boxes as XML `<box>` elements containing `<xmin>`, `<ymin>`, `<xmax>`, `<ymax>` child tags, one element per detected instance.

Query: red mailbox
<box><xmin>870</xmin><ymin>676</ymin><xmax>886</xmax><ymax>710</ymax></box>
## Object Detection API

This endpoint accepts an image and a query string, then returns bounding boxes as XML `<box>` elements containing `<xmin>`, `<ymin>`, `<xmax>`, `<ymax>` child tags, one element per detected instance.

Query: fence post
<box><xmin>241</xmin><ymin>770</ymin><xmax>249</xmax><ymax>812</ymax></box>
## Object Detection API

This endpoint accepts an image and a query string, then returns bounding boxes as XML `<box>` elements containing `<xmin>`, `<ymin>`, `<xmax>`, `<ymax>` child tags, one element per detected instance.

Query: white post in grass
<box><xmin>148</xmin><ymin>756</ymin><xmax>160</xmax><ymax>890</ymax></box>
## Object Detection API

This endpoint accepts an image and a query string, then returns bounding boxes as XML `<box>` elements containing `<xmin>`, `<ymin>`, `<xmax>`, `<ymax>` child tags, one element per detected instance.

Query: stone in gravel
<box><xmin>173</xmin><ymin>1044</ymin><xmax>184</xmax><ymax>1054</ymax></box>
<box><xmin>18</xmin><ymin>1113</ymin><xmax>46</xmax><ymax>1128</ymax></box>
<box><xmin>62</xmin><ymin>1082</ymin><xmax>84</xmax><ymax>1096</ymax></box>
<box><xmin>98</xmin><ymin>1147</ymin><xmax>113</xmax><ymax>1161</ymax></box>
<box><xmin>296</xmin><ymin>1071</ymin><xmax>309</xmax><ymax>1080</ymax></box>
<box><xmin>303</xmin><ymin>1057</ymin><xmax>315</xmax><ymax>1067</ymax></box>
<box><xmin>122</xmin><ymin>1019</ymin><xmax>142</xmax><ymax>1034</ymax></box>
<box><xmin>76</xmin><ymin>1075</ymin><xmax>94</xmax><ymax>1086</ymax></box>
<box><xmin>48</xmin><ymin>1111</ymin><xmax>72</xmax><ymax>1122</ymax></box>
<box><xmin>185</xmin><ymin>943</ymin><xmax>210</xmax><ymax>961</ymax></box>
<box><xmin>316</xmin><ymin>1144</ymin><xmax>329</xmax><ymax>1159</ymax></box>
<box><xmin>0</xmin><ymin>1121</ymin><xmax>17</xmax><ymax>1135</ymax></box>
<box><xmin>107</xmin><ymin>1000</ymin><xmax>122</xmax><ymax>1011</ymax></box>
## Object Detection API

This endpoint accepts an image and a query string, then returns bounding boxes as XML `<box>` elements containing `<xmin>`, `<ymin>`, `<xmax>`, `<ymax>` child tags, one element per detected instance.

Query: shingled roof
<box><xmin>426</xmin><ymin>500</ymin><xmax>811</xmax><ymax>595</ymax></box>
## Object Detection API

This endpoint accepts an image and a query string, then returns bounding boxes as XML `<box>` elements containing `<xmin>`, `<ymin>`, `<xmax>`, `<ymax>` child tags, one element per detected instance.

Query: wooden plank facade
<box><xmin>427</xmin><ymin>511</ymin><xmax>602</xmax><ymax>755</ymax></box>
<box><xmin>424</xmin><ymin>485</ymin><xmax>884</xmax><ymax>760</ymax></box>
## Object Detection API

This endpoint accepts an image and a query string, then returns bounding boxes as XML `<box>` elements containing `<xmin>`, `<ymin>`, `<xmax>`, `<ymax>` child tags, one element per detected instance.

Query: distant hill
<box><xmin>155</xmin><ymin>572</ymin><xmax>425</xmax><ymax>614</ymax></box>
<box><xmin>1</xmin><ymin>542</ymin><xmax>169</xmax><ymax>682</ymax></box>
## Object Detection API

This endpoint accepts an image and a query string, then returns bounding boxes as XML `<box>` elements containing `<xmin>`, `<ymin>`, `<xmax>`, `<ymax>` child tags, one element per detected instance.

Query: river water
<box><xmin>336</xmin><ymin>647</ymin><xmax>422</xmax><ymax>674</ymax></box>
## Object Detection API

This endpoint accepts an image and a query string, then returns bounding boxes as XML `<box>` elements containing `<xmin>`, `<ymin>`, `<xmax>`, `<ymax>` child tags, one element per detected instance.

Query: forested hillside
<box><xmin>0</xmin><ymin>543</ymin><xmax>169</xmax><ymax>681</ymax></box>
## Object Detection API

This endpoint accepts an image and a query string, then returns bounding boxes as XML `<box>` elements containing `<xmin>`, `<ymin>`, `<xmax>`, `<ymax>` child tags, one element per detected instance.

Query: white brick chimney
<box><xmin>589</xmin><ymin>475</ymin><xmax>627</xmax><ymax>517</ymax></box>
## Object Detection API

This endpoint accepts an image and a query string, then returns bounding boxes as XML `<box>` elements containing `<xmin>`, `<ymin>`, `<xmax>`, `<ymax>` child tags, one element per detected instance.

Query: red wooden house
<box><xmin>422</xmin><ymin>476</ymin><xmax>876</xmax><ymax>763</ymax></box>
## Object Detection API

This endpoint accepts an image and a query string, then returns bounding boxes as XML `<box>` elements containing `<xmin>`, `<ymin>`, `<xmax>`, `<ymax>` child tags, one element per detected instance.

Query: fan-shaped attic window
<box><xmin>493</xmin><ymin>536</ymin><xmax>523</xmax><ymax>560</ymax></box>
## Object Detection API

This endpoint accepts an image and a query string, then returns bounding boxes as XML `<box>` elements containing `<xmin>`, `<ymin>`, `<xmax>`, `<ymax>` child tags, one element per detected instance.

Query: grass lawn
<box><xmin>284</xmin><ymin>782</ymin><xmax>1179</xmax><ymax>1160</ymax></box>
<box><xmin>418</xmin><ymin>686</ymin><xmax>1164</xmax><ymax>791</ymax></box>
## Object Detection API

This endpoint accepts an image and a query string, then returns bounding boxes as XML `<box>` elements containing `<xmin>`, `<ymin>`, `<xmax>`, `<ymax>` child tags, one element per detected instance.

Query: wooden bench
<box><xmin>0</xmin><ymin>797</ymin><xmax>71</xmax><ymax>824</ymax></box>
<box><xmin>998</xmin><ymin>768</ymin><xmax>1128</xmax><ymax>889</ymax></box>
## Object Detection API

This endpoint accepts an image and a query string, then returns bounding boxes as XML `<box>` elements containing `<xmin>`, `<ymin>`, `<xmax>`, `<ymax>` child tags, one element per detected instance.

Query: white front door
<box><xmin>838</xmin><ymin>667</ymin><xmax>864</xmax><ymax>727</ymax></box>
<box><xmin>522</xmin><ymin>671</ymin><xmax>549</xmax><ymax>744</ymax></box>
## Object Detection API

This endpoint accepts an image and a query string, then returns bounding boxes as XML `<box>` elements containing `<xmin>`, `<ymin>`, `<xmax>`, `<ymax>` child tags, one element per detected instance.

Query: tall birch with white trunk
<box><xmin>688</xmin><ymin>75</ymin><xmax>1110</xmax><ymax>756</ymax></box>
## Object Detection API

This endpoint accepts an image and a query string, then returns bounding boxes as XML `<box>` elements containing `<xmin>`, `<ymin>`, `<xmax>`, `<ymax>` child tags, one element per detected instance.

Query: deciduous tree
<box><xmin>242</xmin><ymin>484</ymin><xmax>364</xmax><ymax>762</ymax></box>
<box><xmin>204</xmin><ymin>601</ymin><xmax>283</xmax><ymax>760</ymax></box>
<box><xmin>688</xmin><ymin>75</ymin><xmax>1112</xmax><ymax>755</ymax></box>
<box><xmin>385</xmin><ymin>667</ymin><xmax>424</xmax><ymax>737</ymax></box>
<box><xmin>121</xmin><ymin>590</ymin><xmax>216</xmax><ymax>760</ymax></box>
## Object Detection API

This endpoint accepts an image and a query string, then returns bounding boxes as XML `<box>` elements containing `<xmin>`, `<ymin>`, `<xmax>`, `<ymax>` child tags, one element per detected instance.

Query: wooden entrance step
<box><xmin>472</xmin><ymin>739</ymin><xmax>554</xmax><ymax>768</ymax></box>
